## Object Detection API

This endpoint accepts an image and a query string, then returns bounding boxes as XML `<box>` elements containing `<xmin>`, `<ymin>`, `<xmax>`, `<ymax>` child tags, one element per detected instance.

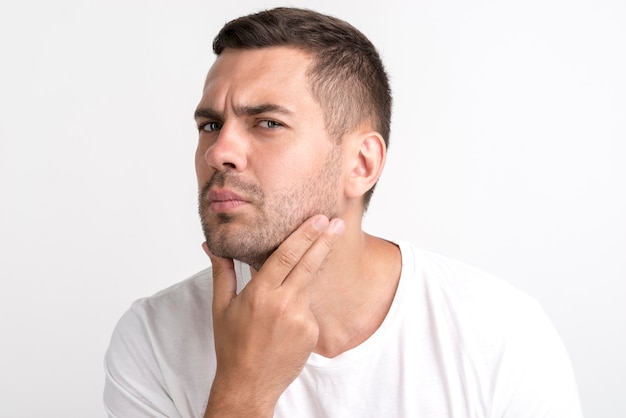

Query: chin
<box><xmin>202</xmin><ymin>225</ymin><xmax>280</xmax><ymax>271</ymax></box>
<box><xmin>201</xmin><ymin>206</ymin><xmax>327</xmax><ymax>270</ymax></box>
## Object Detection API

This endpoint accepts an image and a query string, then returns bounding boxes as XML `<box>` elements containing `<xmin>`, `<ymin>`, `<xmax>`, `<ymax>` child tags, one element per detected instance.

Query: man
<box><xmin>104</xmin><ymin>7</ymin><xmax>583</xmax><ymax>418</ymax></box>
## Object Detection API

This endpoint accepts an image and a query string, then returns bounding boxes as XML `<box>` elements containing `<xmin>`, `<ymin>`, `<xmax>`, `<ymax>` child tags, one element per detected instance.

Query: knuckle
<box><xmin>318</xmin><ymin>234</ymin><xmax>336</xmax><ymax>251</ymax></box>
<box><xmin>295</xmin><ymin>314</ymin><xmax>319</xmax><ymax>344</ymax></box>
<box><xmin>245</xmin><ymin>287</ymin><xmax>268</xmax><ymax>310</ymax></box>
<box><xmin>267</xmin><ymin>293</ymin><xmax>288</xmax><ymax>313</ymax></box>
<box><xmin>302</xmin><ymin>227</ymin><xmax>321</xmax><ymax>243</ymax></box>
<box><xmin>299</xmin><ymin>258</ymin><xmax>318</xmax><ymax>276</ymax></box>
<box><xmin>305</xmin><ymin>322</ymin><xmax>319</xmax><ymax>342</ymax></box>
<box><xmin>276</xmin><ymin>248</ymin><xmax>300</xmax><ymax>268</ymax></box>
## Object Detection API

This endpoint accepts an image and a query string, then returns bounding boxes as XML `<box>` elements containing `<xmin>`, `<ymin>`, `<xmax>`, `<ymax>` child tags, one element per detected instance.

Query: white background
<box><xmin>1</xmin><ymin>0</ymin><xmax>624</xmax><ymax>417</ymax></box>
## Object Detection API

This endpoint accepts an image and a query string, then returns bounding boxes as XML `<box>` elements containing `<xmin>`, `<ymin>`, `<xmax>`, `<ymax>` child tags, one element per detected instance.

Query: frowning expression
<box><xmin>195</xmin><ymin>47</ymin><xmax>343</xmax><ymax>270</ymax></box>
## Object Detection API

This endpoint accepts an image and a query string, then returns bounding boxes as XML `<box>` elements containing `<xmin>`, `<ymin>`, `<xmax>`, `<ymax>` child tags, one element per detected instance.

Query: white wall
<box><xmin>1</xmin><ymin>0</ymin><xmax>624</xmax><ymax>416</ymax></box>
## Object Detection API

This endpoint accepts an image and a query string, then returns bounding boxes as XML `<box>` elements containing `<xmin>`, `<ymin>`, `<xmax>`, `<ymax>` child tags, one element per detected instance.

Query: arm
<box><xmin>203</xmin><ymin>215</ymin><xmax>345</xmax><ymax>418</ymax></box>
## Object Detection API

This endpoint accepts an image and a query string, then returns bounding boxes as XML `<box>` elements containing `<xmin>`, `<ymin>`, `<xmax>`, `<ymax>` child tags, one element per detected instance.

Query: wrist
<box><xmin>204</xmin><ymin>375</ymin><xmax>277</xmax><ymax>418</ymax></box>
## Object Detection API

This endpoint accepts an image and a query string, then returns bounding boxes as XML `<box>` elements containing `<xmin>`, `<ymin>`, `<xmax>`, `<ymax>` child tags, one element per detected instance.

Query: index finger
<box><xmin>281</xmin><ymin>217</ymin><xmax>345</xmax><ymax>291</ymax></box>
<box><xmin>258</xmin><ymin>216</ymin><xmax>344</xmax><ymax>289</ymax></box>
<box><xmin>255</xmin><ymin>215</ymin><xmax>331</xmax><ymax>289</ymax></box>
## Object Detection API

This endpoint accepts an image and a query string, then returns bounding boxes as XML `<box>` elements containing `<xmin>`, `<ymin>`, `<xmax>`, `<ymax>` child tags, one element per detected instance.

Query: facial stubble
<box><xmin>199</xmin><ymin>148</ymin><xmax>342</xmax><ymax>270</ymax></box>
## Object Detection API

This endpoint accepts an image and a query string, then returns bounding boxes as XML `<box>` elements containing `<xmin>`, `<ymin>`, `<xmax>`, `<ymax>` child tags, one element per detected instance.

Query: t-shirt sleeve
<box><xmin>103</xmin><ymin>302</ymin><xmax>183</xmax><ymax>418</ymax></box>
<box><xmin>492</xmin><ymin>302</ymin><xmax>584</xmax><ymax>418</ymax></box>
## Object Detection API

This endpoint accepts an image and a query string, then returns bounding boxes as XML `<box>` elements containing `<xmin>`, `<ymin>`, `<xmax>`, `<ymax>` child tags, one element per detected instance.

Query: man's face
<box><xmin>195</xmin><ymin>47</ymin><xmax>343</xmax><ymax>270</ymax></box>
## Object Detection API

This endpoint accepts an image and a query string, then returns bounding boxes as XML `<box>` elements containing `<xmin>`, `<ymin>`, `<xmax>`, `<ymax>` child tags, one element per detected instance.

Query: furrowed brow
<box><xmin>194</xmin><ymin>104</ymin><xmax>293</xmax><ymax>121</ymax></box>
<box><xmin>194</xmin><ymin>108</ymin><xmax>221</xmax><ymax>121</ymax></box>
<box><xmin>234</xmin><ymin>104</ymin><xmax>293</xmax><ymax>117</ymax></box>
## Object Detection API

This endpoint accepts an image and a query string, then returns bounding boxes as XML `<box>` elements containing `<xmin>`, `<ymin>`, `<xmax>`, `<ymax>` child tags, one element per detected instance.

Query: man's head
<box><xmin>195</xmin><ymin>8</ymin><xmax>391</xmax><ymax>268</ymax></box>
<box><xmin>212</xmin><ymin>7</ymin><xmax>392</xmax><ymax>208</ymax></box>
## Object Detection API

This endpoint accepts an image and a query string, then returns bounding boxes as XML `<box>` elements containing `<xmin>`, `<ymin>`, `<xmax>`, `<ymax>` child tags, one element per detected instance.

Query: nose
<box><xmin>203</xmin><ymin>122</ymin><xmax>248</xmax><ymax>172</ymax></box>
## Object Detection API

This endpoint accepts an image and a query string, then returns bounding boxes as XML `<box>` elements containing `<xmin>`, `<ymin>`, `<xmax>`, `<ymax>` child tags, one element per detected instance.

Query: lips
<box><xmin>207</xmin><ymin>188</ymin><xmax>249</xmax><ymax>212</ymax></box>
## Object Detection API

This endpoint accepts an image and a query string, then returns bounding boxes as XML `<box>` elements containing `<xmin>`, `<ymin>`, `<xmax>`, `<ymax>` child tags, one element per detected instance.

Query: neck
<box><xmin>246</xmin><ymin>217</ymin><xmax>402</xmax><ymax>358</ymax></box>
<box><xmin>306</xmin><ymin>224</ymin><xmax>402</xmax><ymax>358</ymax></box>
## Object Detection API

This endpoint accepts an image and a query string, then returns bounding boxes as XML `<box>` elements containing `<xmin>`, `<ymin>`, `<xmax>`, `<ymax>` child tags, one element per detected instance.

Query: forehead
<box><xmin>200</xmin><ymin>47</ymin><xmax>315</xmax><ymax>110</ymax></box>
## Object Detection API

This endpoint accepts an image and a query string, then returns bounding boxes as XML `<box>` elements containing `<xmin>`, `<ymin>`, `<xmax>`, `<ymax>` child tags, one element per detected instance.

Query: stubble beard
<box><xmin>199</xmin><ymin>149</ymin><xmax>342</xmax><ymax>271</ymax></box>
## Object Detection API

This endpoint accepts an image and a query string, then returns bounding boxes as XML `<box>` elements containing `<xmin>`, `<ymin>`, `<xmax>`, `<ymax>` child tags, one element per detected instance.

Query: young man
<box><xmin>104</xmin><ymin>7</ymin><xmax>583</xmax><ymax>418</ymax></box>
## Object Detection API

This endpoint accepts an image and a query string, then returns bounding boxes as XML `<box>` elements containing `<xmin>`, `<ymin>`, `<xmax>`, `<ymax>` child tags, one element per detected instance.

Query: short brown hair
<box><xmin>213</xmin><ymin>7</ymin><xmax>392</xmax><ymax>209</ymax></box>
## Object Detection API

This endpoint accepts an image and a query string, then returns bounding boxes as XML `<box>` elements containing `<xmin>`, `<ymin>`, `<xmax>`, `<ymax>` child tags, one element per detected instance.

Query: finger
<box><xmin>257</xmin><ymin>215</ymin><xmax>330</xmax><ymax>289</ymax></box>
<box><xmin>282</xmin><ymin>218</ymin><xmax>345</xmax><ymax>292</ymax></box>
<box><xmin>203</xmin><ymin>242</ymin><xmax>237</xmax><ymax>313</ymax></box>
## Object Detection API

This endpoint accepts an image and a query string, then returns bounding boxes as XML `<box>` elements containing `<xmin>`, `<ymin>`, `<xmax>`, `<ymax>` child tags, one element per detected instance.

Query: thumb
<box><xmin>203</xmin><ymin>242</ymin><xmax>237</xmax><ymax>313</ymax></box>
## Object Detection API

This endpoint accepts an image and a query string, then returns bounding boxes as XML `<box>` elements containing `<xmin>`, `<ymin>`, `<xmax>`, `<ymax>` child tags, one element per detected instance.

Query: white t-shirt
<box><xmin>104</xmin><ymin>242</ymin><xmax>583</xmax><ymax>417</ymax></box>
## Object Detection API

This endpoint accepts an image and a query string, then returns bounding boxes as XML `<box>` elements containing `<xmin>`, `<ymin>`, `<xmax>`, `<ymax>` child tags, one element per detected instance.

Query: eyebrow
<box><xmin>194</xmin><ymin>103</ymin><xmax>293</xmax><ymax>120</ymax></box>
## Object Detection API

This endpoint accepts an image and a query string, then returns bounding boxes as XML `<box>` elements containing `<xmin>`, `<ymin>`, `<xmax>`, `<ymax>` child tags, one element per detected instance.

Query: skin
<box><xmin>195</xmin><ymin>47</ymin><xmax>345</xmax><ymax>270</ymax></box>
<box><xmin>195</xmin><ymin>47</ymin><xmax>402</xmax><ymax>417</ymax></box>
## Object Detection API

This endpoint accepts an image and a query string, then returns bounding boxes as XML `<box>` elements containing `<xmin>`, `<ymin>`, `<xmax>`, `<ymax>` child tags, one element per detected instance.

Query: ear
<box><xmin>343</xmin><ymin>131</ymin><xmax>387</xmax><ymax>200</ymax></box>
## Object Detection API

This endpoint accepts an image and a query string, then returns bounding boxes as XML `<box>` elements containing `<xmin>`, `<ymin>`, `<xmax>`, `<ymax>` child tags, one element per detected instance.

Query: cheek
<box><xmin>260</xmin><ymin>155</ymin><xmax>316</xmax><ymax>191</ymax></box>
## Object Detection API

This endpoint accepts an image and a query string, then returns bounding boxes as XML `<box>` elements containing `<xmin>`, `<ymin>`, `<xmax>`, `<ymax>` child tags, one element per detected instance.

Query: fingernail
<box><xmin>330</xmin><ymin>219</ymin><xmax>345</xmax><ymax>235</ymax></box>
<box><xmin>313</xmin><ymin>215</ymin><xmax>330</xmax><ymax>231</ymax></box>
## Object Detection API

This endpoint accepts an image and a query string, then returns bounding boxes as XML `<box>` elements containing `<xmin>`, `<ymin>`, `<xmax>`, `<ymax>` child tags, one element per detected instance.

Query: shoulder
<box><xmin>104</xmin><ymin>267</ymin><xmax>217</xmax><ymax>417</ymax></box>
<box><xmin>108</xmin><ymin>267</ymin><xmax>216</xmax><ymax>359</ymax></box>
<box><xmin>108</xmin><ymin>257</ymin><xmax>253</xmax><ymax>348</ymax></box>
<box><xmin>407</xmin><ymin>244</ymin><xmax>542</xmax><ymax>323</ymax></box>
<box><xmin>131</xmin><ymin>267</ymin><xmax>214</xmax><ymax>317</ymax></box>
<box><xmin>107</xmin><ymin>266</ymin><xmax>214</xmax><ymax>354</ymax></box>
<box><xmin>399</xmin><ymin>242</ymin><xmax>556</xmax><ymax>364</ymax></box>
<box><xmin>399</xmin><ymin>243</ymin><xmax>583</xmax><ymax>416</ymax></box>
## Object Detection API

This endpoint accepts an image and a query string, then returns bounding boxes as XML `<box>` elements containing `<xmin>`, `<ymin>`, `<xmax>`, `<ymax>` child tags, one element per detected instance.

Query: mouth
<box><xmin>207</xmin><ymin>188</ymin><xmax>249</xmax><ymax>213</ymax></box>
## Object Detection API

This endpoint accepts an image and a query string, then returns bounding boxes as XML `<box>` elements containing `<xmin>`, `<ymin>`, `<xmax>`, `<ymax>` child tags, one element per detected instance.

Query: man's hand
<box><xmin>203</xmin><ymin>215</ymin><xmax>345</xmax><ymax>418</ymax></box>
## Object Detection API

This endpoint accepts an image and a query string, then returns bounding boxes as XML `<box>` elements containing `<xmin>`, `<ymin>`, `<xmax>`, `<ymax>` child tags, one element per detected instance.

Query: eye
<box><xmin>200</xmin><ymin>121</ymin><xmax>222</xmax><ymax>132</ymax></box>
<box><xmin>258</xmin><ymin>120</ymin><xmax>282</xmax><ymax>129</ymax></box>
